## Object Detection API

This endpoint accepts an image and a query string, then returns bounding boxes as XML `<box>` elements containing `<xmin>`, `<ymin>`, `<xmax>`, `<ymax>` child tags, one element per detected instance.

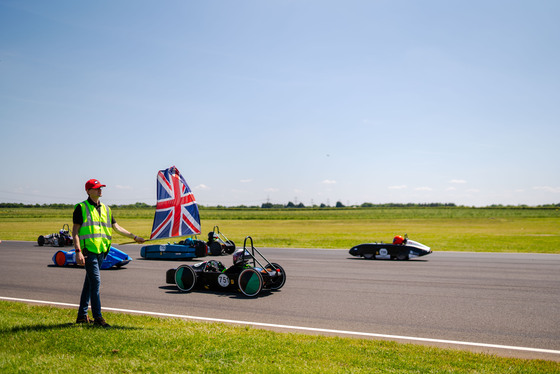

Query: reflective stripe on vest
<box><xmin>77</xmin><ymin>200</ymin><xmax>112</xmax><ymax>254</ymax></box>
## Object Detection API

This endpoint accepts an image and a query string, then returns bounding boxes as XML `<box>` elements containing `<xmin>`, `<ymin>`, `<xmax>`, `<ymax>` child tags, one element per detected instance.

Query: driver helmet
<box><xmin>393</xmin><ymin>235</ymin><xmax>405</xmax><ymax>245</ymax></box>
<box><xmin>233</xmin><ymin>248</ymin><xmax>251</xmax><ymax>265</ymax></box>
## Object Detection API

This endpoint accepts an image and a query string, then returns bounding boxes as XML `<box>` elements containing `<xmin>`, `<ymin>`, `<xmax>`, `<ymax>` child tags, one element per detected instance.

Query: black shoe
<box><xmin>76</xmin><ymin>315</ymin><xmax>91</xmax><ymax>324</ymax></box>
<box><xmin>93</xmin><ymin>317</ymin><xmax>111</xmax><ymax>328</ymax></box>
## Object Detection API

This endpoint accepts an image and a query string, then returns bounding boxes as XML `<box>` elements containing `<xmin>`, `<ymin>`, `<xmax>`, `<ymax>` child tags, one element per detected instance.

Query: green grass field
<box><xmin>1</xmin><ymin>207</ymin><xmax>559</xmax><ymax>253</ymax></box>
<box><xmin>2</xmin><ymin>207</ymin><xmax>560</xmax><ymax>369</ymax></box>
<box><xmin>1</xmin><ymin>301</ymin><xmax>558</xmax><ymax>373</ymax></box>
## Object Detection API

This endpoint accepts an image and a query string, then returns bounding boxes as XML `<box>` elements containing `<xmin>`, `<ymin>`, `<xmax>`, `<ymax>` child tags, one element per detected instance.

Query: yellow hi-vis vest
<box><xmin>76</xmin><ymin>200</ymin><xmax>113</xmax><ymax>254</ymax></box>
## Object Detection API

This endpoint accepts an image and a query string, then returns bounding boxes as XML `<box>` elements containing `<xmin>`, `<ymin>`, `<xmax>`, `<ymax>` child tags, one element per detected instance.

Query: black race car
<box><xmin>38</xmin><ymin>224</ymin><xmax>73</xmax><ymax>247</ymax></box>
<box><xmin>206</xmin><ymin>225</ymin><xmax>236</xmax><ymax>256</ymax></box>
<box><xmin>349</xmin><ymin>234</ymin><xmax>432</xmax><ymax>260</ymax></box>
<box><xmin>166</xmin><ymin>236</ymin><xmax>286</xmax><ymax>297</ymax></box>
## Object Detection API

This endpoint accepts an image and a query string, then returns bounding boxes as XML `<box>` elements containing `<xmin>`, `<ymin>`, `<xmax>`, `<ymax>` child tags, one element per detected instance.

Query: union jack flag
<box><xmin>150</xmin><ymin>166</ymin><xmax>201</xmax><ymax>240</ymax></box>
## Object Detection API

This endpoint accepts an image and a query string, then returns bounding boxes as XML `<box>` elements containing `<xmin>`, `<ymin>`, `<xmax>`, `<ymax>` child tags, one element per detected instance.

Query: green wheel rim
<box><xmin>239</xmin><ymin>269</ymin><xmax>262</xmax><ymax>296</ymax></box>
<box><xmin>175</xmin><ymin>265</ymin><xmax>196</xmax><ymax>292</ymax></box>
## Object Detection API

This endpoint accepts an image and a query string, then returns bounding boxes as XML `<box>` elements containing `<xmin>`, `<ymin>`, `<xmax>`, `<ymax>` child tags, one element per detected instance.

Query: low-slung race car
<box><xmin>38</xmin><ymin>224</ymin><xmax>73</xmax><ymax>247</ymax></box>
<box><xmin>52</xmin><ymin>246</ymin><xmax>132</xmax><ymax>269</ymax></box>
<box><xmin>166</xmin><ymin>236</ymin><xmax>286</xmax><ymax>297</ymax></box>
<box><xmin>349</xmin><ymin>234</ymin><xmax>432</xmax><ymax>260</ymax></box>
<box><xmin>140</xmin><ymin>238</ymin><xmax>208</xmax><ymax>260</ymax></box>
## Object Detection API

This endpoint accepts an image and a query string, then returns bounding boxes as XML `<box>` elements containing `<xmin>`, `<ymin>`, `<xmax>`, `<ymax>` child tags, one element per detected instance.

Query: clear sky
<box><xmin>1</xmin><ymin>0</ymin><xmax>559</xmax><ymax>207</ymax></box>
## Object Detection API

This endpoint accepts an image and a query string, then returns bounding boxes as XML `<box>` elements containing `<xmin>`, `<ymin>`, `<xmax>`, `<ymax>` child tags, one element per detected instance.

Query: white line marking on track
<box><xmin>2</xmin><ymin>296</ymin><xmax>559</xmax><ymax>356</ymax></box>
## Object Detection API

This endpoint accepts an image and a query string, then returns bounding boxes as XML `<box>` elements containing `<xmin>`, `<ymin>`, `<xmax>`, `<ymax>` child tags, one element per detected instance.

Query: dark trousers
<box><xmin>78</xmin><ymin>251</ymin><xmax>105</xmax><ymax>319</ymax></box>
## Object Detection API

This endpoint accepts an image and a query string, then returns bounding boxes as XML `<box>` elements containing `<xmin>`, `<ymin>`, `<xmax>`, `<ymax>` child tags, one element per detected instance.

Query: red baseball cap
<box><xmin>85</xmin><ymin>179</ymin><xmax>106</xmax><ymax>191</ymax></box>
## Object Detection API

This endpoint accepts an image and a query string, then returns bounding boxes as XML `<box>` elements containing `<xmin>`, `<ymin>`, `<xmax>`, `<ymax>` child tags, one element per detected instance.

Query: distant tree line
<box><xmin>209</xmin><ymin>202</ymin><xmax>560</xmax><ymax>209</ymax></box>
<box><xmin>1</xmin><ymin>202</ymin><xmax>559</xmax><ymax>209</ymax></box>
<box><xmin>0</xmin><ymin>202</ymin><xmax>154</xmax><ymax>209</ymax></box>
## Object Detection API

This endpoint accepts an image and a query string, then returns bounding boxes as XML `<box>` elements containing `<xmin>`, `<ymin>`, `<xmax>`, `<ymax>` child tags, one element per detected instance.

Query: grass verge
<box><xmin>2</xmin><ymin>217</ymin><xmax>559</xmax><ymax>253</ymax></box>
<box><xmin>1</xmin><ymin>301</ymin><xmax>559</xmax><ymax>373</ymax></box>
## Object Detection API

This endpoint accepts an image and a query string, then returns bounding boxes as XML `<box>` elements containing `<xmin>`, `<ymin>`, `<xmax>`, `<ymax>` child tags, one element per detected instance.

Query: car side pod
<box><xmin>53</xmin><ymin>250</ymin><xmax>74</xmax><ymax>266</ymax></box>
<box><xmin>141</xmin><ymin>239</ymin><xmax>208</xmax><ymax>260</ymax></box>
<box><xmin>103</xmin><ymin>246</ymin><xmax>133</xmax><ymax>268</ymax></box>
<box><xmin>51</xmin><ymin>246</ymin><xmax>132</xmax><ymax>269</ymax></box>
<box><xmin>170</xmin><ymin>265</ymin><xmax>264</xmax><ymax>297</ymax></box>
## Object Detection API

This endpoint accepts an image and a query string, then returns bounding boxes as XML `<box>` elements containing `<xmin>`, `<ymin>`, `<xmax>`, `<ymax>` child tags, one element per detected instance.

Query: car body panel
<box><xmin>52</xmin><ymin>246</ymin><xmax>132</xmax><ymax>269</ymax></box>
<box><xmin>166</xmin><ymin>260</ymin><xmax>285</xmax><ymax>297</ymax></box>
<box><xmin>141</xmin><ymin>238</ymin><xmax>208</xmax><ymax>260</ymax></box>
<box><xmin>349</xmin><ymin>236</ymin><xmax>432</xmax><ymax>260</ymax></box>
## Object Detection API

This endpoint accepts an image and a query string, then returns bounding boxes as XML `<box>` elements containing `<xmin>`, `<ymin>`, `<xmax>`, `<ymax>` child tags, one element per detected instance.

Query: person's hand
<box><xmin>134</xmin><ymin>236</ymin><xmax>146</xmax><ymax>244</ymax></box>
<box><xmin>76</xmin><ymin>251</ymin><xmax>85</xmax><ymax>266</ymax></box>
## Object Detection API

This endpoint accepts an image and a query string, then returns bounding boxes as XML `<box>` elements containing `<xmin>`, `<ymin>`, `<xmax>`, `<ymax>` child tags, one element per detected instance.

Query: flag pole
<box><xmin>119</xmin><ymin>234</ymin><xmax>198</xmax><ymax>245</ymax></box>
<box><xmin>119</xmin><ymin>238</ymin><xmax>155</xmax><ymax>245</ymax></box>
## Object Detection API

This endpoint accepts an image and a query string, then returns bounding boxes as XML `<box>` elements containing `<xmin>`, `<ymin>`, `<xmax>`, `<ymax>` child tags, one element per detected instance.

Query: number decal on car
<box><xmin>217</xmin><ymin>274</ymin><xmax>230</xmax><ymax>288</ymax></box>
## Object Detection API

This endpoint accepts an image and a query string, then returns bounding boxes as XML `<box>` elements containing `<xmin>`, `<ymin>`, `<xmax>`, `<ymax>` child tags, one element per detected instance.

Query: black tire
<box><xmin>225</xmin><ymin>240</ymin><xmax>236</xmax><ymax>254</ymax></box>
<box><xmin>194</xmin><ymin>241</ymin><xmax>208</xmax><ymax>257</ymax></box>
<box><xmin>265</xmin><ymin>262</ymin><xmax>286</xmax><ymax>290</ymax></box>
<box><xmin>58</xmin><ymin>235</ymin><xmax>65</xmax><ymax>247</ymax></box>
<box><xmin>238</xmin><ymin>268</ymin><xmax>263</xmax><ymax>297</ymax></box>
<box><xmin>37</xmin><ymin>236</ymin><xmax>45</xmax><ymax>246</ymax></box>
<box><xmin>396</xmin><ymin>252</ymin><xmax>409</xmax><ymax>261</ymax></box>
<box><xmin>166</xmin><ymin>268</ymin><xmax>176</xmax><ymax>284</ymax></box>
<box><xmin>363</xmin><ymin>253</ymin><xmax>374</xmax><ymax>260</ymax></box>
<box><xmin>209</xmin><ymin>241</ymin><xmax>223</xmax><ymax>256</ymax></box>
<box><xmin>175</xmin><ymin>265</ymin><xmax>197</xmax><ymax>292</ymax></box>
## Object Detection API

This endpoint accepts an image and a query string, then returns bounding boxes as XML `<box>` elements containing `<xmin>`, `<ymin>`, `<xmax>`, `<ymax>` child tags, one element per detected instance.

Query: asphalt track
<box><xmin>1</xmin><ymin>240</ymin><xmax>559</xmax><ymax>361</ymax></box>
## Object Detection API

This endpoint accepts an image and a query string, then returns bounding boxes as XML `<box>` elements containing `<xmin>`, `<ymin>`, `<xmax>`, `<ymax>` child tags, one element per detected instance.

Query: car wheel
<box><xmin>265</xmin><ymin>262</ymin><xmax>286</xmax><ymax>290</ymax></box>
<box><xmin>175</xmin><ymin>265</ymin><xmax>197</xmax><ymax>292</ymax></box>
<box><xmin>194</xmin><ymin>242</ymin><xmax>208</xmax><ymax>257</ymax></box>
<box><xmin>363</xmin><ymin>253</ymin><xmax>374</xmax><ymax>259</ymax></box>
<box><xmin>396</xmin><ymin>252</ymin><xmax>409</xmax><ymax>261</ymax></box>
<box><xmin>225</xmin><ymin>240</ymin><xmax>236</xmax><ymax>254</ymax></box>
<box><xmin>238</xmin><ymin>268</ymin><xmax>263</xmax><ymax>297</ymax></box>
<box><xmin>38</xmin><ymin>236</ymin><xmax>45</xmax><ymax>246</ymax></box>
<box><xmin>209</xmin><ymin>242</ymin><xmax>222</xmax><ymax>256</ymax></box>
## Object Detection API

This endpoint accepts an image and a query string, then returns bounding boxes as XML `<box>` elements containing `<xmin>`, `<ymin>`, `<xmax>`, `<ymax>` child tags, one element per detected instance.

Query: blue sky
<box><xmin>1</xmin><ymin>0</ymin><xmax>559</xmax><ymax>207</ymax></box>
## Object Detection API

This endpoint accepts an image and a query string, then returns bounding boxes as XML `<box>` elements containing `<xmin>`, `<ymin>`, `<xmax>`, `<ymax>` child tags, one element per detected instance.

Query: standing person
<box><xmin>72</xmin><ymin>178</ymin><xmax>145</xmax><ymax>327</ymax></box>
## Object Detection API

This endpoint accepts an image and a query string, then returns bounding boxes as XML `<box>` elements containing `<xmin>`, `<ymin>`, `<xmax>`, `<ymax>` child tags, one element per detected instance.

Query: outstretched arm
<box><xmin>112</xmin><ymin>222</ymin><xmax>145</xmax><ymax>243</ymax></box>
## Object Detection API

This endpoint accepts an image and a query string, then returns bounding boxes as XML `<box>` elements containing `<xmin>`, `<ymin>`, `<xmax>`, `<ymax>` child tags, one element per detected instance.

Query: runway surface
<box><xmin>1</xmin><ymin>240</ymin><xmax>559</xmax><ymax>361</ymax></box>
